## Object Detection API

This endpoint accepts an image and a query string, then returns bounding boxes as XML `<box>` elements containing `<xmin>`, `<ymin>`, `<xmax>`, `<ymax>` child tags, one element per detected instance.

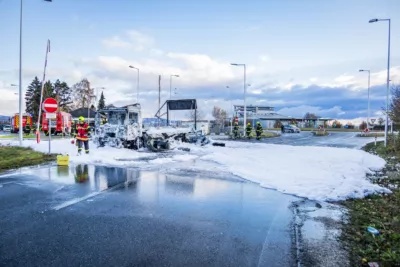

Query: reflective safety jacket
<box><xmin>76</xmin><ymin>122</ymin><xmax>90</xmax><ymax>141</ymax></box>
<box><xmin>233</xmin><ymin>125</ymin><xmax>239</xmax><ymax>132</ymax></box>
<box><xmin>256</xmin><ymin>124</ymin><xmax>263</xmax><ymax>134</ymax></box>
<box><xmin>246</xmin><ymin>125</ymin><xmax>252</xmax><ymax>133</ymax></box>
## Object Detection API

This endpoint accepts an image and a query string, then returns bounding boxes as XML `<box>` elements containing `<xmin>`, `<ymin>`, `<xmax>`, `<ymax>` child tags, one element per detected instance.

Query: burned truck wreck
<box><xmin>93</xmin><ymin>100</ymin><xmax>217</xmax><ymax>152</ymax></box>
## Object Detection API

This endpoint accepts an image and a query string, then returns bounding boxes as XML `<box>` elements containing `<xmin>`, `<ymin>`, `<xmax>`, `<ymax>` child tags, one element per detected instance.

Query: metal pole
<box><xmin>48</xmin><ymin>118</ymin><xmax>51</xmax><ymax>153</ymax></box>
<box><xmin>244</xmin><ymin>65</ymin><xmax>247</xmax><ymax>137</ymax></box>
<box><xmin>137</xmin><ymin>68</ymin><xmax>139</xmax><ymax>103</ymax></box>
<box><xmin>384</xmin><ymin>19</ymin><xmax>391</xmax><ymax>147</ymax></box>
<box><xmin>169</xmin><ymin>75</ymin><xmax>172</xmax><ymax>100</ymax></box>
<box><xmin>367</xmin><ymin>70</ymin><xmax>370</xmax><ymax>129</ymax></box>
<box><xmin>18</xmin><ymin>0</ymin><xmax>23</xmax><ymax>145</ymax></box>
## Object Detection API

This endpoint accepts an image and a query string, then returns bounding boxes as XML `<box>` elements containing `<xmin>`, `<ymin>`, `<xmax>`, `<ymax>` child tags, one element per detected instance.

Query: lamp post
<box><xmin>359</xmin><ymin>69</ymin><xmax>371</xmax><ymax>129</ymax></box>
<box><xmin>230</xmin><ymin>63</ymin><xmax>247</xmax><ymax>135</ymax></box>
<box><xmin>170</xmin><ymin>75</ymin><xmax>179</xmax><ymax>100</ymax></box>
<box><xmin>369</xmin><ymin>18</ymin><xmax>391</xmax><ymax>147</ymax></box>
<box><xmin>128</xmin><ymin>65</ymin><xmax>139</xmax><ymax>103</ymax></box>
<box><xmin>18</xmin><ymin>0</ymin><xmax>52</xmax><ymax>145</ymax></box>
<box><xmin>226</xmin><ymin>86</ymin><xmax>233</xmax><ymax>134</ymax></box>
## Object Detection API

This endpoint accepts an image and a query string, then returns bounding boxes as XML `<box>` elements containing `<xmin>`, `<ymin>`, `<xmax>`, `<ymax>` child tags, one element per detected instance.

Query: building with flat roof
<box><xmin>233</xmin><ymin>104</ymin><xmax>331</xmax><ymax>128</ymax></box>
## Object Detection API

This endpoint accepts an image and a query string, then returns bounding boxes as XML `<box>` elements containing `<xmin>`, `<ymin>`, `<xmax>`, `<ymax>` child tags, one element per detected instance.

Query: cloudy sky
<box><xmin>0</xmin><ymin>0</ymin><xmax>399</xmax><ymax>122</ymax></box>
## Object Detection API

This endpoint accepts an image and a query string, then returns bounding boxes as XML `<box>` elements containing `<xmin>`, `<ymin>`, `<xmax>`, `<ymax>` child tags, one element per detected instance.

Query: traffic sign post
<box><xmin>42</xmin><ymin>98</ymin><xmax>58</xmax><ymax>153</ymax></box>
<box><xmin>43</xmin><ymin>98</ymin><xmax>58</xmax><ymax>113</ymax></box>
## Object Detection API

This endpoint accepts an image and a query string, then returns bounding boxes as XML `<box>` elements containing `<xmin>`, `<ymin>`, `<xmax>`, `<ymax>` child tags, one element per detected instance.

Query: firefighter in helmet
<box><xmin>76</xmin><ymin>116</ymin><xmax>90</xmax><ymax>154</ymax></box>
<box><xmin>255</xmin><ymin>121</ymin><xmax>263</xmax><ymax>140</ymax></box>
<box><xmin>245</xmin><ymin>122</ymin><xmax>252</xmax><ymax>139</ymax></box>
<box><xmin>233</xmin><ymin>122</ymin><xmax>239</xmax><ymax>139</ymax></box>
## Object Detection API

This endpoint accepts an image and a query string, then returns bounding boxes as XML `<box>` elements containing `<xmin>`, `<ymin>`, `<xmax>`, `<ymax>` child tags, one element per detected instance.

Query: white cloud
<box><xmin>126</xmin><ymin>30</ymin><xmax>154</xmax><ymax>52</ymax></box>
<box><xmin>102</xmin><ymin>36</ymin><xmax>132</xmax><ymax>49</ymax></box>
<box><xmin>309</xmin><ymin>77</ymin><xmax>318</xmax><ymax>83</ymax></box>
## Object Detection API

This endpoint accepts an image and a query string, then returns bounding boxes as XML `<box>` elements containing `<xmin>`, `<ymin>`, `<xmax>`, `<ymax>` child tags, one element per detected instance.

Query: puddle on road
<box><xmin>9</xmin><ymin>164</ymin><xmax>350</xmax><ymax>266</ymax></box>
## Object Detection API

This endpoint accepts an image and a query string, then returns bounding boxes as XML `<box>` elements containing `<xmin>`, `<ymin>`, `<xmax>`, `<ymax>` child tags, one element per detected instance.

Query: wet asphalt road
<box><xmin>0</xmin><ymin>166</ymin><xmax>300</xmax><ymax>267</ymax></box>
<box><xmin>0</xmin><ymin>132</ymin><xmax>361</xmax><ymax>267</ymax></box>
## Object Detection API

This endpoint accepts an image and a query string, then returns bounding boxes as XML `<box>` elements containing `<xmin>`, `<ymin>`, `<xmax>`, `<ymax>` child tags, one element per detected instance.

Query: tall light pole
<box><xmin>231</xmin><ymin>63</ymin><xmax>247</xmax><ymax>135</ymax></box>
<box><xmin>170</xmin><ymin>75</ymin><xmax>179</xmax><ymax>100</ymax></box>
<box><xmin>18</xmin><ymin>0</ymin><xmax>52</xmax><ymax>145</ymax></box>
<box><xmin>226</xmin><ymin>86</ymin><xmax>233</xmax><ymax>134</ymax></box>
<box><xmin>359</xmin><ymin>69</ymin><xmax>371</xmax><ymax>129</ymax></box>
<box><xmin>129</xmin><ymin>65</ymin><xmax>139</xmax><ymax>103</ymax></box>
<box><xmin>369</xmin><ymin>18</ymin><xmax>391</xmax><ymax>147</ymax></box>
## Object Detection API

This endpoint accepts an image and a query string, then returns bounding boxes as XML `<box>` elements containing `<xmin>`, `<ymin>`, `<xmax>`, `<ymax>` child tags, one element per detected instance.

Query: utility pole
<box><xmin>158</xmin><ymin>75</ymin><xmax>161</xmax><ymax>128</ymax></box>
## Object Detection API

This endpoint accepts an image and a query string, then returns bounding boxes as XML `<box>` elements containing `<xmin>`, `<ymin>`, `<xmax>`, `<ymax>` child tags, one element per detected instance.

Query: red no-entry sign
<box><xmin>43</xmin><ymin>98</ymin><xmax>58</xmax><ymax>113</ymax></box>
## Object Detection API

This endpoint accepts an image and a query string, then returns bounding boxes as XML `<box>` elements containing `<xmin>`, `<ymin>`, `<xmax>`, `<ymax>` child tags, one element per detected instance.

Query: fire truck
<box><xmin>41</xmin><ymin>112</ymin><xmax>72</xmax><ymax>136</ymax></box>
<box><xmin>10</xmin><ymin>113</ymin><xmax>33</xmax><ymax>134</ymax></box>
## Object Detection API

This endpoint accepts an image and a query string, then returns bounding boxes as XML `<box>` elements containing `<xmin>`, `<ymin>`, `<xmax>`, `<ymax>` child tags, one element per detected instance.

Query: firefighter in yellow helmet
<box><xmin>255</xmin><ymin>121</ymin><xmax>263</xmax><ymax>140</ymax></box>
<box><xmin>233</xmin><ymin>122</ymin><xmax>239</xmax><ymax>139</ymax></box>
<box><xmin>76</xmin><ymin>116</ymin><xmax>90</xmax><ymax>154</ymax></box>
<box><xmin>245</xmin><ymin>122</ymin><xmax>252</xmax><ymax>139</ymax></box>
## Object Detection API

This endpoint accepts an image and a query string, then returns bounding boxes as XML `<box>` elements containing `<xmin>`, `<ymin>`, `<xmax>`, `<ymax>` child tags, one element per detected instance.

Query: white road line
<box><xmin>53</xmin><ymin>192</ymin><xmax>101</xmax><ymax>211</ymax></box>
<box><xmin>52</xmin><ymin>182</ymin><xmax>126</xmax><ymax>211</ymax></box>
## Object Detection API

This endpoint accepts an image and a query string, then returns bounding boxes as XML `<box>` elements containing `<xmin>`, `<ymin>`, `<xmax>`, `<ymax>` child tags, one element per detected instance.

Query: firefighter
<box><xmin>245</xmin><ymin>122</ymin><xmax>252</xmax><ymax>139</ymax></box>
<box><xmin>256</xmin><ymin>121</ymin><xmax>263</xmax><ymax>140</ymax></box>
<box><xmin>76</xmin><ymin>116</ymin><xmax>90</xmax><ymax>154</ymax></box>
<box><xmin>233</xmin><ymin>122</ymin><xmax>239</xmax><ymax>139</ymax></box>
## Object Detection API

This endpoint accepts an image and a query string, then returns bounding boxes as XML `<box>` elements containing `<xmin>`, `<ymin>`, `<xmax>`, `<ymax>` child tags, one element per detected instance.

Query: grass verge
<box><xmin>0</xmin><ymin>146</ymin><xmax>57</xmax><ymax>172</ymax></box>
<box><xmin>340</xmin><ymin>140</ymin><xmax>400</xmax><ymax>266</ymax></box>
<box><xmin>312</xmin><ymin>131</ymin><xmax>329</xmax><ymax>136</ymax></box>
<box><xmin>0</xmin><ymin>134</ymin><xmax>36</xmax><ymax>139</ymax></box>
<box><xmin>356</xmin><ymin>132</ymin><xmax>386</xmax><ymax>138</ymax></box>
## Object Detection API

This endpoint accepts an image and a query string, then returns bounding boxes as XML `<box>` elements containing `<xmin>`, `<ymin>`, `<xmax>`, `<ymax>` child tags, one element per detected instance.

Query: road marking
<box><xmin>52</xmin><ymin>182</ymin><xmax>126</xmax><ymax>211</ymax></box>
<box><xmin>53</xmin><ymin>192</ymin><xmax>101</xmax><ymax>211</ymax></box>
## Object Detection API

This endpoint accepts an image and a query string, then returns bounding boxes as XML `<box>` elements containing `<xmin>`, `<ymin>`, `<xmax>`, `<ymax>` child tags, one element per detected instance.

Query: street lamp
<box><xmin>18</xmin><ymin>0</ymin><xmax>52</xmax><ymax>145</ymax></box>
<box><xmin>226</xmin><ymin>86</ymin><xmax>233</xmax><ymax>134</ymax></box>
<box><xmin>369</xmin><ymin>17</ymin><xmax>391</xmax><ymax>147</ymax></box>
<box><xmin>359</xmin><ymin>69</ymin><xmax>371</xmax><ymax>129</ymax></box>
<box><xmin>170</xmin><ymin>75</ymin><xmax>179</xmax><ymax>100</ymax></box>
<box><xmin>128</xmin><ymin>65</ymin><xmax>139</xmax><ymax>103</ymax></box>
<box><xmin>231</xmin><ymin>63</ymin><xmax>247</xmax><ymax>135</ymax></box>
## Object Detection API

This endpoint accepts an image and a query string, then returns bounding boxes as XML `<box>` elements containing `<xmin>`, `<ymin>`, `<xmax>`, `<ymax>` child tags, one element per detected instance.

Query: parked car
<box><xmin>3</xmin><ymin>125</ymin><xmax>11</xmax><ymax>132</ymax></box>
<box><xmin>283</xmin><ymin>124</ymin><xmax>300</xmax><ymax>133</ymax></box>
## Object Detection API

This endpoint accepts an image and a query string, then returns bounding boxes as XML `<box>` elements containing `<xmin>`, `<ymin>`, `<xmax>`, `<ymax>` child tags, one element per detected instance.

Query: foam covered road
<box><xmin>0</xmin><ymin>165</ymin><xmax>298</xmax><ymax>267</ymax></box>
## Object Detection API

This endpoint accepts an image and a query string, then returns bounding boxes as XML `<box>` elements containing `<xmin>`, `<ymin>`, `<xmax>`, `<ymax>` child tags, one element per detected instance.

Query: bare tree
<box><xmin>186</xmin><ymin>109</ymin><xmax>205</xmax><ymax>121</ymax></box>
<box><xmin>378</xmin><ymin>117</ymin><xmax>384</xmax><ymax>126</ymax></box>
<box><xmin>212</xmin><ymin>106</ymin><xmax>227</xmax><ymax>126</ymax></box>
<box><xmin>71</xmin><ymin>78</ymin><xmax>94</xmax><ymax>109</ymax></box>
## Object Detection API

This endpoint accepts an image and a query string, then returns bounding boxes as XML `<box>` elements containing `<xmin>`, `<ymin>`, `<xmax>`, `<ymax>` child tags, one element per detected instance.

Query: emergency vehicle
<box><xmin>41</xmin><ymin>112</ymin><xmax>72</xmax><ymax>136</ymax></box>
<box><xmin>10</xmin><ymin>113</ymin><xmax>33</xmax><ymax>134</ymax></box>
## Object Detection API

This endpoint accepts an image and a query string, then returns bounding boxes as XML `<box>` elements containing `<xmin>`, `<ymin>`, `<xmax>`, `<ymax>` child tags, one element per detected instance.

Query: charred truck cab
<box><xmin>94</xmin><ymin>103</ymin><xmax>142</xmax><ymax>149</ymax></box>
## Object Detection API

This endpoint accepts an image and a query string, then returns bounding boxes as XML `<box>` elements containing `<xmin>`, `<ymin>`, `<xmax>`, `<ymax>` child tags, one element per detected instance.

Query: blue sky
<box><xmin>0</xmin><ymin>0</ymin><xmax>399</xmax><ymax>122</ymax></box>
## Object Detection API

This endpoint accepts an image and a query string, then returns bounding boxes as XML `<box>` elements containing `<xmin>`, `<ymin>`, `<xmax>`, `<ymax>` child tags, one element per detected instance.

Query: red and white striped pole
<box><xmin>36</xmin><ymin>39</ymin><xmax>51</xmax><ymax>143</ymax></box>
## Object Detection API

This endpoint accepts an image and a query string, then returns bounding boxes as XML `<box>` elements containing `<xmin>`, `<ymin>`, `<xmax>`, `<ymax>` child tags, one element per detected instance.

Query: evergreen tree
<box><xmin>53</xmin><ymin>79</ymin><xmax>73</xmax><ymax>112</ymax></box>
<box><xmin>43</xmin><ymin>80</ymin><xmax>55</xmax><ymax>100</ymax></box>
<box><xmin>97</xmin><ymin>91</ymin><xmax>106</xmax><ymax>111</ymax></box>
<box><xmin>25</xmin><ymin>77</ymin><xmax>42</xmax><ymax>123</ymax></box>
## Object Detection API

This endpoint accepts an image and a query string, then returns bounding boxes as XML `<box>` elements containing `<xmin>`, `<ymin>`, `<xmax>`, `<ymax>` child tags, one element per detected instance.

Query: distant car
<box><xmin>283</xmin><ymin>125</ymin><xmax>300</xmax><ymax>133</ymax></box>
<box><xmin>3</xmin><ymin>125</ymin><xmax>11</xmax><ymax>132</ymax></box>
